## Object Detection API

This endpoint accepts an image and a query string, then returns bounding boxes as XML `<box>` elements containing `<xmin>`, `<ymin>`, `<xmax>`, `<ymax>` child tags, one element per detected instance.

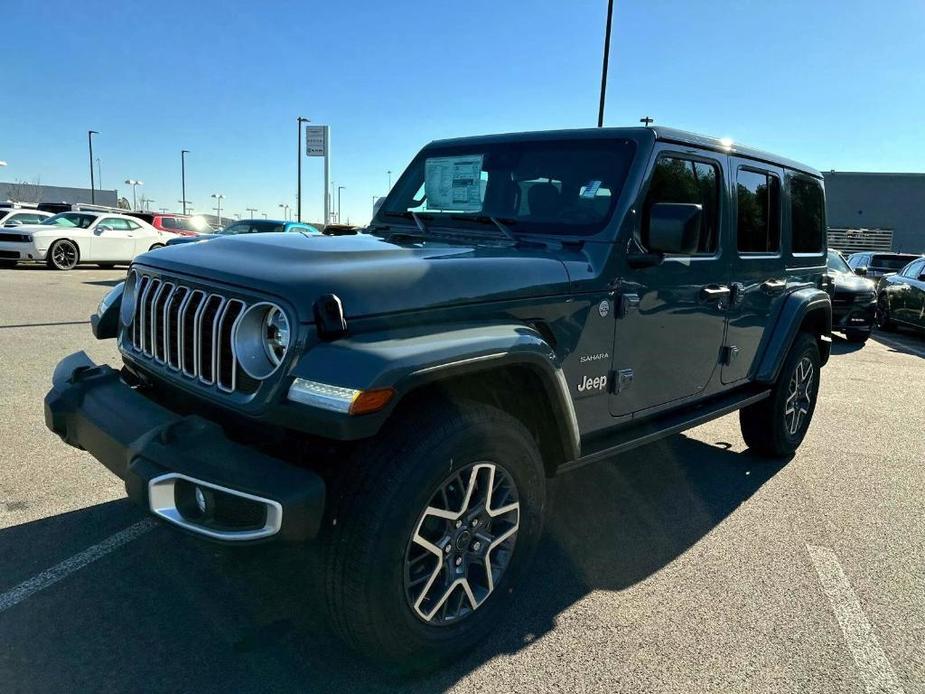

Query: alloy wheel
<box><xmin>403</xmin><ymin>462</ymin><xmax>520</xmax><ymax>626</ymax></box>
<box><xmin>51</xmin><ymin>241</ymin><xmax>78</xmax><ymax>270</ymax></box>
<box><xmin>784</xmin><ymin>356</ymin><xmax>814</xmax><ymax>437</ymax></box>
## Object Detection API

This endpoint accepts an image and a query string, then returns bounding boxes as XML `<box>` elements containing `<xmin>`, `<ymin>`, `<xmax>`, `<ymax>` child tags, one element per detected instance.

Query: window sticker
<box><xmin>580</xmin><ymin>180</ymin><xmax>602</xmax><ymax>198</ymax></box>
<box><xmin>424</xmin><ymin>155</ymin><xmax>484</xmax><ymax>212</ymax></box>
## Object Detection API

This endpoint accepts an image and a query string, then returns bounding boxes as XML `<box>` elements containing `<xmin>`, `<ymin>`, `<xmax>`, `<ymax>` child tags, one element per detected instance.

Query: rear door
<box><xmin>721</xmin><ymin>160</ymin><xmax>787</xmax><ymax>384</ymax></box>
<box><xmin>609</xmin><ymin>148</ymin><xmax>729</xmax><ymax>416</ymax></box>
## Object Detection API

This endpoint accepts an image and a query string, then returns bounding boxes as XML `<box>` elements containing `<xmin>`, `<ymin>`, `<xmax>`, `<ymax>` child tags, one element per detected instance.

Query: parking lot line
<box><xmin>873</xmin><ymin>334</ymin><xmax>925</xmax><ymax>359</ymax></box>
<box><xmin>0</xmin><ymin>519</ymin><xmax>156</xmax><ymax>614</ymax></box>
<box><xmin>806</xmin><ymin>544</ymin><xmax>904</xmax><ymax>694</ymax></box>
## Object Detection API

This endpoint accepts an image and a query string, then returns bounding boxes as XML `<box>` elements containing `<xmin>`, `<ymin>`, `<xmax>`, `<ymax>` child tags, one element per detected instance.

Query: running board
<box><xmin>556</xmin><ymin>386</ymin><xmax>772</xmax><ymax>475</ymax></box>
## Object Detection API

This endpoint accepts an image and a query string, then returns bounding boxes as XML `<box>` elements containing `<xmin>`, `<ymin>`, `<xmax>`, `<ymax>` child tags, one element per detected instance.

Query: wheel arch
<box><xmin>46</xmin><ymin>236</ymin><xmax>84</xmax><ymax>265</ymax></box>
<box><xmin>754</xmin><ymin>288</ymin><xmax>832</xmax><ymax>383</ymax></box>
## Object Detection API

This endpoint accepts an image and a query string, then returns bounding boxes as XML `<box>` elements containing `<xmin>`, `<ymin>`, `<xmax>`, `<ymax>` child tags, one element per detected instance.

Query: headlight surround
<box><xmin>234</xmin><ymin>302</ymin><xmax>290</xmax><ymax>380</ymax></box>
<box><xmin>120</xmin><ymin>270</ymin><xmax>138</xmax><ymax>325</ymax></box>
<box><xmin>98</xmin><ymin>281</ymin><xmax>125</xmax><ymax>318</ymax></box>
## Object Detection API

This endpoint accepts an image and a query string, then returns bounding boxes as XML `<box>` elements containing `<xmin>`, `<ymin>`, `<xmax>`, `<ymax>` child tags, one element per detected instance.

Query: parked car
<box><xmin>0</xmin><ymin>207</ymin><xmax>52</xmax><ymax>227</ymax></box>
<box><xmin>46</xmin><ymin>126</ymin><xmax>832</xmax><ymax>670</ymax></box>
<box><xmin>126</xmin><ymin>212</ymin><xmax>205</xmax><ymax>237</ymax></box>
<box><xmin>0</xmin><ymin>211</ymin><xmax>169</xmax><ymax>270</ymax></box>
<box><xmin>846</xmin><ymin>251</ymin><xmax>920</xmax><ymax>281</ymax></box>
<box><xmin>164</xmin><ymin>218</ymin><xmax>321</xmax><ymax>246</ymax></box>
<box><xmin>876</xmin><ymin>255</ymin><xmax>925</xmax><ymax>333</ymax></box>
<box><xmin>826</xmin><ymin>249</ymin><xmax>877</xmax><ymax>342</ymax></box>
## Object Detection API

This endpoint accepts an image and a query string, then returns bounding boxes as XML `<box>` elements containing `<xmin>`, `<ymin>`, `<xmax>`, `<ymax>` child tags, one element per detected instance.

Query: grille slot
<box><xmin>129</xmin><ymin>274</ymin><xmax>254</xmax><ymax>394</ymax></box>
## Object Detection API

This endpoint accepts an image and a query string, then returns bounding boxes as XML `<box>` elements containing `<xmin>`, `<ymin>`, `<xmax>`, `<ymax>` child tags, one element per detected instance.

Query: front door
<box><xmin>721</xmin><ymin>161</ymin><xmax>787</xmax><ymax>384</ymax></box>
<box><xmin>92</xmin><ymin>217</ymin><xmax>136</xmax><ymax>261</ymax></box>
<box><xmin>609</xmin><ymin>149</ymin><xmax>729</xmax><ymax>417</ymax></box>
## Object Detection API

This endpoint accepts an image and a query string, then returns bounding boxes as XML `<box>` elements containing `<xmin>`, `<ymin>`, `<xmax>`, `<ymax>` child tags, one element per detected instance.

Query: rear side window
<box><xmin>737</xmin><ymin>169</ymin><xmax>780</xmax><ymax>253</ymax></box>
<box><xmin>160</xmin><ymin>217</ymin><xmax>178</xmax><ymax>230</ymax></box>
<box><xmin>790</xmin><ymin>176</ymin><xmax>825</xmax><ymax>253</ymax></box>
<box><xmin>643</xmin><ymin>156</ymin><xmax>720</xmax><ymax>254</ymax></box>
<box><xmin>904</xmin><ymin>260</ymin><xmax>925</xmax><ymax>278</ymax></box>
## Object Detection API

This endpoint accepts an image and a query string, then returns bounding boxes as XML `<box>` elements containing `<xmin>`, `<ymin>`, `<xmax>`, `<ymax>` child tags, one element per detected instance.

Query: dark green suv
<box><xmin>45</xmin><ymin>126</ymin><xmax>832</xmax><ymax>670</ymax></box>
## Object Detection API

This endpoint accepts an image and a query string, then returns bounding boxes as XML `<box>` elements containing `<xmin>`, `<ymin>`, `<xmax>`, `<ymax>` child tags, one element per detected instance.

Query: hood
<box><xmin>2</xmin><ymin>223</ymin><xmax>46</xmax><ymax>236</ymax></box>
<box><xmin>829</xmin><ymin>270</ymin><xmax>875</xmax><ymax>294</ymax></box>
<box><xmin>134</xmin><ymin>232</ymin><xmax>575</xmax><ymax>321</ymax></box>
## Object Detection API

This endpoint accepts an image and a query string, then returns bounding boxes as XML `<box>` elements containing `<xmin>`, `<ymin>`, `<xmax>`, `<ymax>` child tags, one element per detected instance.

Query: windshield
<box><xmin>379</xmin><ymin>138</ymin><xmax>636</xmax><ymax>237</ymax></box>
<box><xmin>827</xmin><ymin>250</ymin><xmax>851</xmax><ymax>273</ymax></box>
<box><xmin>41</xmin><ymin>213</ymin><xmax>96</xmax><ymax>228</ymax></box>
<box><xmin>871</xmin><ymin>254</ymin><xmax>918</xmax><ymax>270</ymax></box>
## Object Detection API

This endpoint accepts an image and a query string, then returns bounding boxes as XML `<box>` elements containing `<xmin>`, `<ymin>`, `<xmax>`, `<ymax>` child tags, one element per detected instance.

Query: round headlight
<box><xmin>120</xmin><ymin>270</ymin><xmax>138</xmax><ymax>325</ymax></box>
<box><xmin>234</xmin><ymin>302</ymin><xmax>291</xmax><ymax>380</ymax></box>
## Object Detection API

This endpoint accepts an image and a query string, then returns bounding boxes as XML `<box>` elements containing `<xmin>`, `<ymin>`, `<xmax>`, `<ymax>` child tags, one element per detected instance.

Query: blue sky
<box><xmin>2</xmin><ymin>0</ymin><xmax>923</xmax><ymax>224</ymax></box>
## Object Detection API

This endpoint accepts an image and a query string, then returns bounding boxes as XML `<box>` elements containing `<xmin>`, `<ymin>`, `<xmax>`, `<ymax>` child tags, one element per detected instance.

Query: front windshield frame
<box><xmin>41</xmin><ymin>212</ymin><xmax>97</xmax><ymax>228</ymax></box>
<box><xmin>377</xmin><ymin>137</ymin><xmax>638</xmax><ymax>238</ymax></box>
<box><xmin>827</xmin><ymin>250</ymin><xmax>851</xmax><ymax>273</ymax></box>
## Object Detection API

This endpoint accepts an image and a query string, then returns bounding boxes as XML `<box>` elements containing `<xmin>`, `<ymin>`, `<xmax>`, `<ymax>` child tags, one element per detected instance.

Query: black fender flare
<box><xmin>289</xmin><ymin>322</ymin><xmax>580</xmax><ymax>458</ymax></box>
<box><xmin>754</xmin><ymin>288</ymin><xmax>831</xmax><ymax>383</ymax></box>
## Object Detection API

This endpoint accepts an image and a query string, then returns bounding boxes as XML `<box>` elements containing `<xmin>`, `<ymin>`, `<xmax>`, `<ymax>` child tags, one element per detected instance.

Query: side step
<box><xmin>556</xmin><ymin>386</ymin><xmax>771</xmax><ymax>475</ymax></box>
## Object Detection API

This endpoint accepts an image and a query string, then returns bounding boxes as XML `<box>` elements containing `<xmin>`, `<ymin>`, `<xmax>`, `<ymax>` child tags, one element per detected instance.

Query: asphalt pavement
<box><xmin>0</xmin><ymin>264</ymin><xmax>923</xmax><ymax>693</ymax></box>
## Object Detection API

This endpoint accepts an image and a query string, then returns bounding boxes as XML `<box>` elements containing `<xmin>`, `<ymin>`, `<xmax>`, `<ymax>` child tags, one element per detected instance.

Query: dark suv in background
<box><xmin>847</xmin><ymin>251</ymin><xmax>920</xmax><ymax>281</ymax></box>
<box><xmin>826</xmin><ymin>249</ymin><xmax>876</xmax><ymax>342</ymax></box>
<box><xmin>876</xmin><ymin>256</ymin><xmax>925</xmax><ymax>333</ymax></box>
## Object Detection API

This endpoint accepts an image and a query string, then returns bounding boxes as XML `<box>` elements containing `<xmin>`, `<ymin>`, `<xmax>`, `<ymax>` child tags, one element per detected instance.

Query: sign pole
<box><xmin>323</xmin><ymin>126</ymin><xmax>330</xmax><ymax>226</ymax></box>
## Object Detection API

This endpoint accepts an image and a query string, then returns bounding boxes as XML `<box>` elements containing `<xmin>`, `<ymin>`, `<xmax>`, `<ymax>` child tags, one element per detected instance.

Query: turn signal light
<box><xmin>349</xmin><ymin>388</ymin><xmax>395</xmax><ymax>415</ymax></box>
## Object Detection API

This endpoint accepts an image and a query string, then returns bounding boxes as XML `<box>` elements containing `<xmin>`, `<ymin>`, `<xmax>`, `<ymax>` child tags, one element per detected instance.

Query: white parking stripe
<box><xmin>873</xmin><ymin>334</ymin><xmax>925</xmax><ymax>358</ymax></box>
<box><xmin>806</xmin><ymin>544</ymin><xmax>904</xmax><ymax>694</ymax></box>
<box><xmin>0</xmin><ymin>519</ymin><xmax>156</xmax><ymax>614</ymax></box>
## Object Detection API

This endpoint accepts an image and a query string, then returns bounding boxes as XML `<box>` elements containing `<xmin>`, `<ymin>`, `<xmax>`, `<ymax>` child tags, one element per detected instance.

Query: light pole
<box><xmin>159</xmin><ymin>207</ymin><xmax>169</xmax><ymax>213</ymax></box>
<box><xmin>95</xmin><ymin>158</ymin><xmax>102</xmax><ymax>190</ymax></box>
<box><xmin>0</xmin><ymin>161</ymin><xmax>7</xmax><ymax>168</ymax></box>
<box><xmin>296</xmin><ymin>115</ymin><xmax>310</xmax><ymax>222</ymax></box>
<box><xmin>246</xmin><ymin>207</ymin><xmax>257</xmax><ymax>218</ymax></box>
<box><xmin>337</xmin><ymin>185</ymin><xmax>345</xmax><ymax>224</ymax></box>
<box><xmin>261</xmin><ymin>213</ymin><xmax>267</xmax><ymax>219</ymax></box>
<box><xmin>211</xmin><ymin>193</ymin><xmax>225</xmax><ymax>226</ymax></box>
<box><xmin>145</xmin><ymin>198</ymin><xmax>155</xmax><ymax>211</ymax></box>
<box><xmin>387</xmin><ymin>170</ymin><xmax>392</xmax><ymax>190</ymax></box>
<box><xmin>180</xmin><ymin>149</ymin><xmax>190</xmax><ymax>214</ymax></box>
<box><xmin>279</xmin><ymin>203</ymin><xmax>290</xmax><ymax>220</ymax></box>
<box><xmin>88</xmin><ymin>130</ymin><xmax>99</xmax><ymax>203</ymax></box>
<box><xmin>124</xmin><ymin>179</ymin><xmax>143</xmax><ymax>210</ymax></box>
<box><xmin>597</xmin><ymin>0</ymin><xmax>615</xmax><ymax>127</ymax></box>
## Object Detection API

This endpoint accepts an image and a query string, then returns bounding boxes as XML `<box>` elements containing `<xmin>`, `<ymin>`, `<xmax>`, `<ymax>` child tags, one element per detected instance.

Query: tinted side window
<box><xmin>643</xmin><ymin>156</ymin><xmax>720</xmax><ymax>254</ymax></box>
<box><xmin>100</xmin><ymin>217</ymin><xmax>131</xmax><ymax>230</ymax></box>
<box><xmin>737</xmin><ymin>169</ymin><xmax>780</xmax><ymax>253</ymax></box>
<box><xmin>160</xmin><ymin>217</ymin><xmax>178</xmax><ymax>230</ymax></box>
<box><xmin>904</xmin><ymin>260</ymin><xmax>924</xmax><ymax>278</ymax></box>
<box><xmin>790</xmin><ymin>176</ymin><xmax>825</xmax><ymax>253</ymax></box>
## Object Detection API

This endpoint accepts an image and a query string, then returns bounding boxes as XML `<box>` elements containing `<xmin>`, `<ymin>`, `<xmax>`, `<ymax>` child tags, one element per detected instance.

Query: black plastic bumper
<box><xmin>44</xmin><ymin>351</ymin><xmax>326</xmax><ymax>543</ymax></box>
<box><xmin>832</xmin><ymin>300</ymin><xmax>876</xmax><ymax>333</ymax></box>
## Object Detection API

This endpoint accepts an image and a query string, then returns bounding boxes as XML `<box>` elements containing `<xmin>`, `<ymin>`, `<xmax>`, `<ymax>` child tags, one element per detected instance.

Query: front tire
<box><xmin>740</xmin><ymin>332</ymin><xmax>821</xmax><ymax>457</ymax></box>
<box><xmin>0</xmin><ymin>259</ymin><xmax>16</xmax><ymax>268</ymax></box>
<box><xmin>46</xmin><ymin>239</ymin><xmax>79</xmax><ymax>270</ymax></box>
<box><xmin>323</xmin><ymin>400</ymin><xmax>546</xmax><ymax>671</ymax></box>
<box><xmin>875</xmin><ymin>299</ymin><xmax>897</xmax><ymax>332</ymax></box>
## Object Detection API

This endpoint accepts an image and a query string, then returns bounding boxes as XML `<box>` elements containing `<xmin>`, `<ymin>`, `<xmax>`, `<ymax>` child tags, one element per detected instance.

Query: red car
<box><xmin>126</xmin><ymin>212</ymin><xmax>206</xmax><ymax>237</ymax></box>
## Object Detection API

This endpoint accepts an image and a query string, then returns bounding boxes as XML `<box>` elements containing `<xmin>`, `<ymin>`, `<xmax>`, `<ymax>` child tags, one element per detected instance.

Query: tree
<box><xmin>117</xmin><ymin>197</ymin><xmax>131</xmax><ymax>209</ymax></box>
<box><xmin>6</xmin><ymin>177</ymin><xmax>42</xmax><ymax>203</ymax></box>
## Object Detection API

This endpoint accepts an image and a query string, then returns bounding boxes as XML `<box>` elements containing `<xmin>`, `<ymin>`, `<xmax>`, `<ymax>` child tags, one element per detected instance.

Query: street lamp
<box><xmin>96</xmin><ymin>158</ymin><xmax>102</xmax><ymax>190</ymax></box>
<box><xmin>296</xmin><ymin>115</ymin><xmax>310</xmax><ymax>222</ymax></box>
<box><xmin>246</xmin><ymin>207</ymin><xmax>257</xmax><ymax>218</ymax></box>
<box><xmin>88</xmin><ymin>130</ymin><xmax>99</xmax><ymax>203</ymax></box>
<box><xmin>124</xmin><ymin>179</ymin><xmax>143</xmax><ymax>210</ymax></box>
<box><xmin>387</xmin><ymin>170</ymin><xmax>392</xmax><ymax>190</ymax></box>
<box><xmin>261</xmin><ymin>213</ymin><xmax>267</xmax><ymax>219</ymax></box>
<box><xmin>180</xmin><ymin>149</ymin><xmax>190</xmax><ymax>214</ymax></box>
<box><xmin>0</xmin><ymin>161</ymin><xmax>7</xmax><ymax>167</ymax></box>
<box><xmin>211</xmin><ymin>193</ymin><xmax>225</xmax><ymax>226</ymax></box>
<box><xmin>159</xmin><ymin>207</ymin><xmax>169</xmax><ymax>213</ymax></box>
<box><xmin>278</xmin><ymin>203</ymin><xmax>290</xmax><ymax>220</ymax></box>
<box><xmin>145</xmin><ymin>198</ymin><xmax>155</xmax><ymax>211</ymax></box>
<box><xmin>337</xmin><ymin>185</ymin><xmax>345</xmax><ymax>224</ymax></box>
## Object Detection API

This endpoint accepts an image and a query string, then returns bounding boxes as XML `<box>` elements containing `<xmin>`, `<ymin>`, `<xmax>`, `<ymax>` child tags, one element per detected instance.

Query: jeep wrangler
<box><xmin>45</xmin><ymin>126</ymin><xmax>831</xmax><ymax>669</ymax></box>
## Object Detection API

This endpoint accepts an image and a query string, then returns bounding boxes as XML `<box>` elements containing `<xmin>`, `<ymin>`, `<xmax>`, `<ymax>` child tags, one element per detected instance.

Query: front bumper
<box><xmin>44</xmin><ymin>351</ymin><xmax>326</xmax><ymax>543</ymax></box>
<box><xmin>0</xmin><ymin>239</ymin><xmax>43</xmax><ymax>261</ymax></box>
<box><xmin>832</xmin><ymin>299</ymin><xmax>876</xmax><ymax>333</ymax></box>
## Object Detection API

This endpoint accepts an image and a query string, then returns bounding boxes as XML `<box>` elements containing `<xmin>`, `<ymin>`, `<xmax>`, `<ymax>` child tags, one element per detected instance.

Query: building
<box><xmin>824</xmin><ymin>172</ymin><xmax>925</xmax><ymax>254</ymax></box>
<box><xmin>0</xmin><ymin>181</ymin><xmax>119</xmax><ymax>208</ymax></box>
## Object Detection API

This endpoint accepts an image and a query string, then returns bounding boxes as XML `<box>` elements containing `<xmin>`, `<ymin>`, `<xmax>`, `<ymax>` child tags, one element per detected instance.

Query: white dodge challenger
<box><xmin>0</xmin><ymin>211</ymin><xmax>170</xmax><ymax>270</ymax></box>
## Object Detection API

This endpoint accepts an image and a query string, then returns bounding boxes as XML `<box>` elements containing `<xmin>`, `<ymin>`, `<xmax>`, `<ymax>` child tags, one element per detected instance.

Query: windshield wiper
<box><xmin>448</xmin><ymin>214</ymin><xmax>518</xmax><ymax>242</ymax></box>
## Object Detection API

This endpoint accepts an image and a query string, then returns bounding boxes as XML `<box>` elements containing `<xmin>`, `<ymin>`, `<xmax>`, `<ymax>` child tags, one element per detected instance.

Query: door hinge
<box><xmin>720</xmin><ymin>345</ymin><xmax>739</xmax><ymax>366</ymax></box>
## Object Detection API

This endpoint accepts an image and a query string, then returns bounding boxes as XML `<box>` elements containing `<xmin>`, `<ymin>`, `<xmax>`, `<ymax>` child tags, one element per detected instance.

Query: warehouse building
<box><xmin>0</xmin><ymin>182</ymin><xmax>118</xmax><ymax>208</ymax></box>
<box><xmin>824</xmin><ymin>172</ymin><xmax>925</xmax><ymax>255</ymax></box>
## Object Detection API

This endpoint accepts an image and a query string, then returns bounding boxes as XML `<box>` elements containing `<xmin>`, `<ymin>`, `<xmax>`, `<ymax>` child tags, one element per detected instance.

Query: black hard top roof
<box><xmin>428</xmin><ymin>126</ymin><xmax>822</xmax><ymax>179</ymax></box>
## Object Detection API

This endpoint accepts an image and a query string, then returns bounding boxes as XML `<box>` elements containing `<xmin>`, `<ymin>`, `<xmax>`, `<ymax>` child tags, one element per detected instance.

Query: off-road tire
<box><xmin>322</xmin><ymin>399</ymin><xmax>546</xmax><ymax>672</ymax></box>
<box><xmin>740</xmin><ymin>332</ymin><xmax>821</xmax><ymax>457</ymax></box>
<box><xmin>46</xmin><ymin>239</ymin><xmax>79</xmax><ymax>270</ymax></box>
<box><xmin>845</xmin><ymin>330</ymin><xmax>869</xmax><ymax>344</ymax></box>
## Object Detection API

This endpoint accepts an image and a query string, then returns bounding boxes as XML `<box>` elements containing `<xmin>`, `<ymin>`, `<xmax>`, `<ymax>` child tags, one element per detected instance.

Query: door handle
<box><xmin>761</xmin><ymin>279</ymin><xmax>787</xmax><ymax>294</ymax></box>
<box><xmin>701</xmin><ymin>284</ymin><xmax>731</xmax><ymax>301</ymax></box>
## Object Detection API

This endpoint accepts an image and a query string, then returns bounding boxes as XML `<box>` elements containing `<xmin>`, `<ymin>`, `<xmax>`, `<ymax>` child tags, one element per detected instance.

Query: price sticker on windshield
<box><xmin>424</xmin><ymin>156</ymin><xmax>484</xmax><ymax>212</ymax></box>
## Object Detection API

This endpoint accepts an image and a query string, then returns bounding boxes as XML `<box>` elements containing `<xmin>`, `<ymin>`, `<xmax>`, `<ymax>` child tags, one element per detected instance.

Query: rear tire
<box><xmin>740</xmin><ymin>333</ymin><xmax>820</xmax><ymax>457</ymax></box>
<box><xmin>322</xmin><ymin>399</ymin><xmax>546</xmax><ymax>672</ymax></box>
<box><xmin>46</xmin><ymin>239</ymin><xmax>79</xmax><ymax>270</ymax></box>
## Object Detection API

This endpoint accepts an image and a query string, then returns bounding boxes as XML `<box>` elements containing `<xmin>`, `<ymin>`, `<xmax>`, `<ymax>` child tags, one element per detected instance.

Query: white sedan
<box><xmin>0</xmin><ymin>211</ymin><xmax>170</xmax><ymax>270</ymax></box>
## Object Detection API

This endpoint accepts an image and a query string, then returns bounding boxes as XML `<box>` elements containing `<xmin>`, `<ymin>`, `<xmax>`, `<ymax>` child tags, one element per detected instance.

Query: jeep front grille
<box><xmin>128</xmin><ymin>271</ymin><xmax>247</xmax><ymax>393</ymax></box>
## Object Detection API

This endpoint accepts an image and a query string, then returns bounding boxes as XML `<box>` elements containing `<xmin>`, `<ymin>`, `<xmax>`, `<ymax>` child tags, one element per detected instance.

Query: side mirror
<box><xmin>854</xmin><ymin>266</ymin><xmax>867</xmax><ymax>276</ymax></box>
<box><xmin>646</xmin><ymin>203</ymin><xmax>702</xmax><ymax>255</ymax></box>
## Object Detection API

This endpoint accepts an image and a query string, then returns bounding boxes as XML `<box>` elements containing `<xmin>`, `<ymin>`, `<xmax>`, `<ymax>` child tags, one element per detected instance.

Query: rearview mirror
<box><xmin>646</xmin><ymin>203</ymin><xmax>702</xmax><ymax>255</ymax></box>
<box><xmin>854</xmin><ymin>266</ymin><xmax>867</xmax><ymax>276</ymax></box>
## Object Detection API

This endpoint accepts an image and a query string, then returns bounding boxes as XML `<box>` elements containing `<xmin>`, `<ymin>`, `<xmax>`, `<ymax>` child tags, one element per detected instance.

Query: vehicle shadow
<box><xmin>829</xmin><ymin>334</ymin><xmax>866</xmax><ymax>355</ymax></box>
<box><xmin>0</xmin><ymin>435</ymin><xmax>787</xmax><ymax>693</ymax></box>
<box><xmin>83</xmin><ymin>279</ymin><xmax>123</xmax><ymax>287</ymax></box>
<box><xmin>870</xmin><ymin>329</ymin><xmax>925</xmax><ymax>359</ymax></box>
